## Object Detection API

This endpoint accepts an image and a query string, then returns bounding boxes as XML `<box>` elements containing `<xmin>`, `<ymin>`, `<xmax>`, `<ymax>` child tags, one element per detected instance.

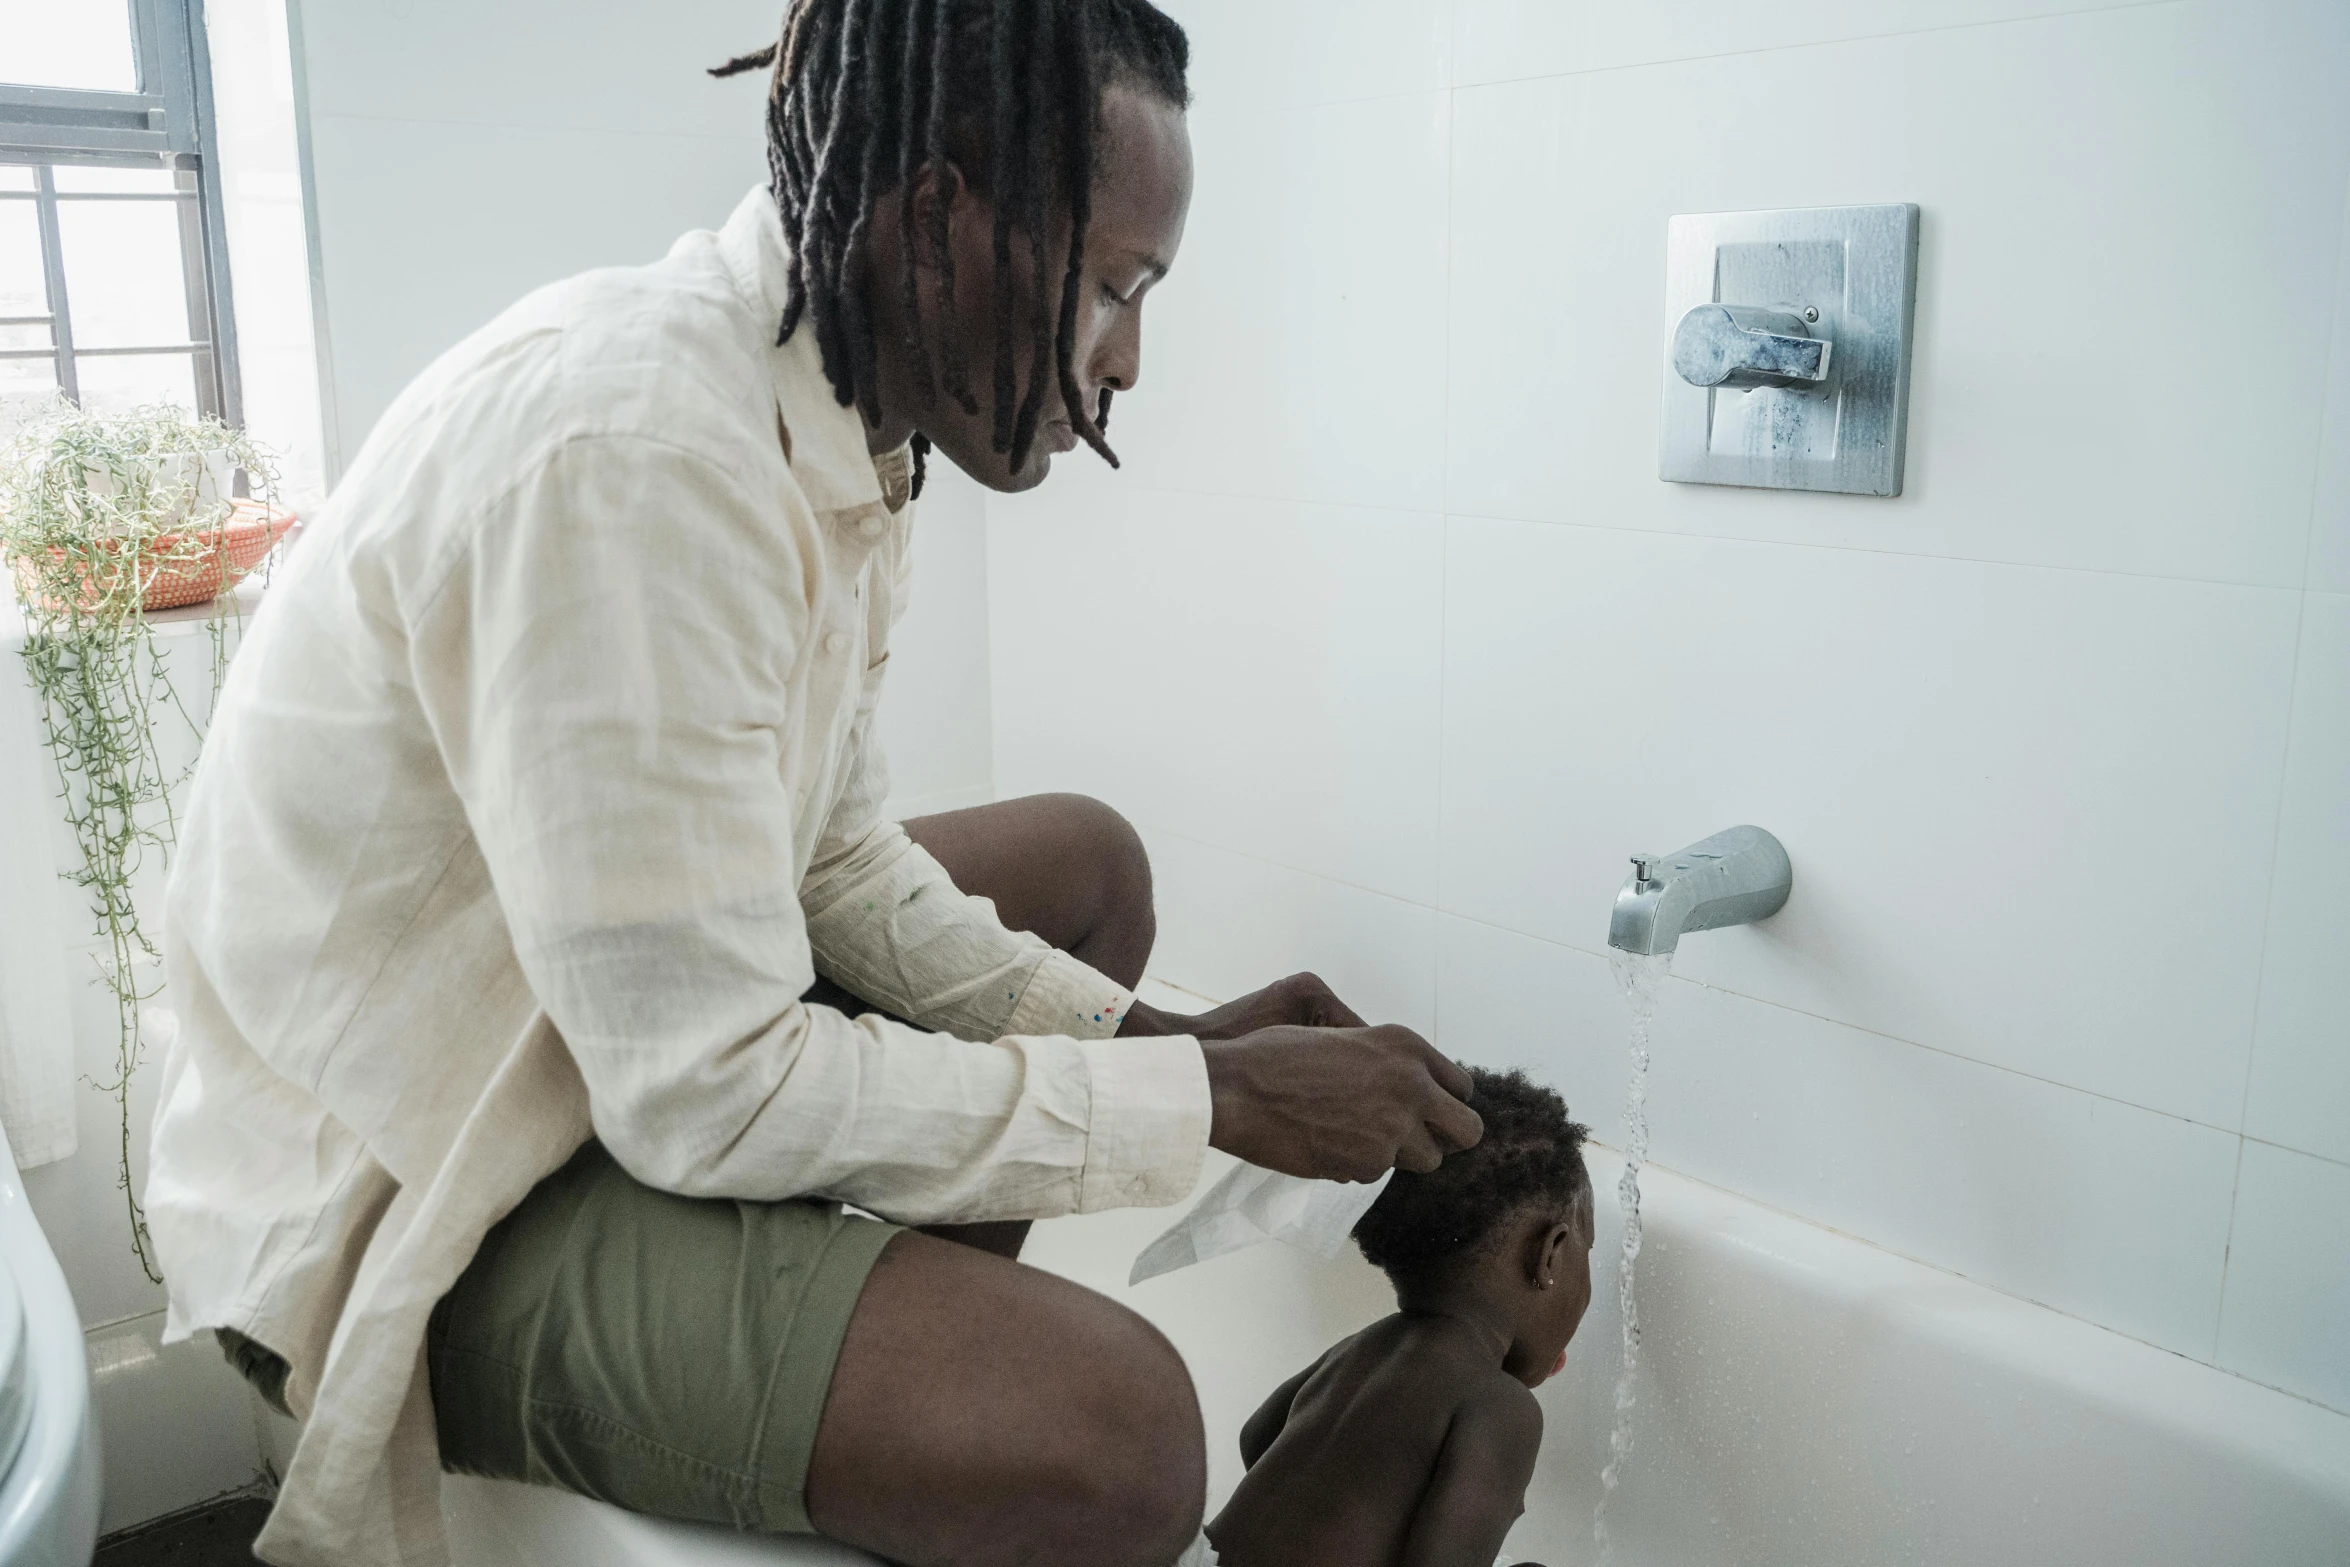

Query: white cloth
<box><xmin>144</xmin><ymin>187</ymin><xmax>1212</xmax><ymax>1567</ymax></box>
<box><xmin>0</xmin><ymin>636</ymin><xmax>75</xmax><ymax>1169</ymax></box>
<box><xmin>1130</xmin><ymin>1162</ymin><xmax>1393</xmax><ymax>1284</ymax></box>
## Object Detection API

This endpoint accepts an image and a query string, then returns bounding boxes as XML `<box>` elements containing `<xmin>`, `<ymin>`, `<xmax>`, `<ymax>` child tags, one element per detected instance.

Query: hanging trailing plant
<box><xmin>0</xmin><ymin>397</ymin><xmax>285</xmax><ymax>1284</ymax></box>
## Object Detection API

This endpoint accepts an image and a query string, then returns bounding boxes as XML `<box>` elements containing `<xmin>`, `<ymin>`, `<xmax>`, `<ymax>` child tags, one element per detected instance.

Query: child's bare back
<box><xmin>1210</xmin><ymin>1313</ymin><xmax>1543</xmax><ymax>1567</ymax></box>
<box><xmin>1206</xmin><ymin>1067</ymin><xmax>1593</xmax><ymax>1567</ymax></box>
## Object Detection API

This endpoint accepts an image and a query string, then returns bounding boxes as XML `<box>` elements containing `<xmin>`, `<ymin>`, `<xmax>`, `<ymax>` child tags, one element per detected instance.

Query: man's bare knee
<box><xmin>1026</xmin><ymin>1303</ymin><xmax>1204</xmax><ymax>1567</ymax></box>
<box><xmin>1035</xmin><ymin>793</ymin><xmax>1155</xmax><ymax>988</ymax></box>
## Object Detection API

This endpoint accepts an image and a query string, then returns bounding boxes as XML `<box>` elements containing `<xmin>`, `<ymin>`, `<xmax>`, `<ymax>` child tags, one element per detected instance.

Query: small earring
<box><xmin>1540</xmin><ymin>1277</ymin><xmax>1551</xmax><ymax>1289</ymax></box>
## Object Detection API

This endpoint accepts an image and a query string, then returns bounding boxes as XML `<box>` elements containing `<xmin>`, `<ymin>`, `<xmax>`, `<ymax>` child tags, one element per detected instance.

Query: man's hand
<box><xmin>1117</xmin><ymin>971</ymin><xmax>1364</xmax><ymax>1040</ymax></box>
<box><xmin>1198</xmin><ymin>1024</ymin><xmax>1483</xmax><ymax>1183</ymax></box>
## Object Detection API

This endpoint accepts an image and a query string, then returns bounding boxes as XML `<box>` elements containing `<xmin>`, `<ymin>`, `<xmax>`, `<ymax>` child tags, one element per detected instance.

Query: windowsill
<box><xmin>0</xmin><ymin>573</ymin><xmax>270</xmax><ymax>654</ymax></box>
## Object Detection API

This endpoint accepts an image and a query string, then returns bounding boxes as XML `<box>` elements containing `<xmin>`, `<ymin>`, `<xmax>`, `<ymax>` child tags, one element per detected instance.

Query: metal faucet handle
<box><xmin>1631</xmin><ymin>854</ymin><xmax>1661</xmax><ymax>885</ymax></box>
<box><xmin>1671</xmin><ymin>303</ymin><xmax>1831</xmax><ymax>390</ymax></box>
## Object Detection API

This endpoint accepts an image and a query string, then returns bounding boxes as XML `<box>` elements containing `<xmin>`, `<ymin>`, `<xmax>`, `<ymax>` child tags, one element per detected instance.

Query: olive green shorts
<box><xmin>422</xmin><ymin>1140</ymin><xmax>903</xmax><ymax>1533</ymax></box>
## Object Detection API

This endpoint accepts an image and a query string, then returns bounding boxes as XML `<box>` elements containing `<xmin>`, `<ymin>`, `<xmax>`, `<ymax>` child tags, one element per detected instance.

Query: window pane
<box><xmin>0</xmin><ymin>354</ymin><xmax>62</xmax><ymax>423</ymax></box>
<box><xmin>0</xmin><ymin>169</ymin><xmax>34</xmax><ymax>192</ymax></box>
<box><xmin>0</xmin><ymin>198</ymin><xmax>48</xmax><ymax>318</ymax></box>
<box><xmin>0</xmin><ymin>1</ymin><xmax>139</xmax><ymax>94</ymax></box>
<box><xmin>52</xmin><ymin>166</ymin><xmax>180</xmax><ymax>195</ymax></box>
<box><xmin>0</xmin><ymin>320</ymin><xmax>50</xmax><ymax>353</ymax></box>
<box><xmin>57</xmin><ymin>196</ymin><xmax>195</xmax><ymax>349</ymax></box>
<box><xmin>74</xmin><ymin>351</ymin><xmax>197</xmax><ymax>415</ymax></box>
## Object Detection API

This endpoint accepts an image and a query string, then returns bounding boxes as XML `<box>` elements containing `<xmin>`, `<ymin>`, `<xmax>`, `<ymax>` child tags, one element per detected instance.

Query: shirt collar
<box><xmin>715</xmin><ymin>185</ymin><xmax>911</xmax><ymax>521</ymax></box>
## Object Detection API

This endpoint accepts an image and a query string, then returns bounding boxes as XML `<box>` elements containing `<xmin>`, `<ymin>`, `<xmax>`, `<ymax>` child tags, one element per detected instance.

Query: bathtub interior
<box><xmin>1028</xmin><ymin>1145</ymin><xmax>2350</xmax><ymax>1567</ymax></box>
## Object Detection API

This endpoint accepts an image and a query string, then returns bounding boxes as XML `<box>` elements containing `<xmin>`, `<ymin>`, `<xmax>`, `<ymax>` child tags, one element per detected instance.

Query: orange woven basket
<box><xmin>136</xmin><ymin>499</ymin><xmax>296</xmax><ymax>611</ymax></box>
<box><xmin>9</xmin><ymin>499</ymin><xmax>296</xmax><ymax>616</ymax></box>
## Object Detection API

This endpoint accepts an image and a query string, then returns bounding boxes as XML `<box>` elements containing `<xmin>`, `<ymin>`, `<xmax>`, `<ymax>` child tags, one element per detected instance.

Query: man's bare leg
<box><xmin>803</xmin><ymin>1227</ymin><xmax>1206</xmax><ymax>1567</ymax></box>
<box><xmin>808</xmin><ymin>792</ymin><xmax>1158</xmax><ymax>1260</ymax></box>
<box><xmin>796</xmin><ymin>793</ymin><xmax>1204</xmax><ymax>1566</ymax></box>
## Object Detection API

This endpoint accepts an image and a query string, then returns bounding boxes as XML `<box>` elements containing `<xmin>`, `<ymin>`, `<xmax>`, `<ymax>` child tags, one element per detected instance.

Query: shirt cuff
<box><xmin>1075</xmin><ymin>1034</ymin><xmax>1212</xmax><ymax>1213</ymax></box>
<box><xmin>1006</xmin><ymin>947</ymin><xmax>1135</xmax><ymax>1040</ymax></box>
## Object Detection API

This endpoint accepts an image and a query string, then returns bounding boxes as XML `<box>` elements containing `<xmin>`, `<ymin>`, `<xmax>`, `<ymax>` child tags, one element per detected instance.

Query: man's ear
<box><xmin>904</xmin><ymin>159</ymin><xmax>972</xmax><ymax>265</ymax></box>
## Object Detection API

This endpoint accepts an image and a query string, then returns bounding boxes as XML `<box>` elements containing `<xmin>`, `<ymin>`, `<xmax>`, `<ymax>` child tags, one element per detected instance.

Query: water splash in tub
<box><xmin>1594</xmin><ymin>948</ymin><xmax>1671</xmax><ymax>1564</ymax></box>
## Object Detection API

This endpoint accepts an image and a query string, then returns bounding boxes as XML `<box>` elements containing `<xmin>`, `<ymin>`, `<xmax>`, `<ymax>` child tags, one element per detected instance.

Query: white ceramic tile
<box><xmin>296</xmin><ymin>0</ymin><xmax>780</xmax><ymax>141</ymax></box>
<box><xmin>307</xmin><ymin>113</ymin><xmax>761</xmax><ymax>453</ymax></box>
<box><xmin>1436</xmin><ymin>915</ymin><xmax>2241</xmax><ymax>1358</ymax></box>
<box><xmin>1142</xmin><ymin>828</ymin><xmax>1438</xmax><ymax>1037</ymax></box>
<box><xmin>2242</xmin><ymin>593</ymin><xmax>2350</xmax><ymax>1164</ymax></box>
<box><xmin>2217</xmin><ymin>1142</ymin><xmax>2350</xmax><ymax>1413</ymax></box>
<box><xmin>2311</xmin><ymin>181</ymin><xmax>2350</xmax><ymax>596</ymax></box>
<box><xmin>1451</xmin><ymin>0</ymin><xmax>2177</xmax><ymax>86</ymax></box>
<box><xmin>1437</xmin><ymin>517</ymin><xmax>2300</xmax><ymax>1127</ymax></box>
<box><xmin>988</xmin><ymin>485</ymin><xmax>1444</xmax><ymax>904</ymax></box>
<box><xmin>877</xmin><ymin>464</ymin><xmax>995</xmax><ymax>822</ymax></box>
<box><xmin>1445</xmin><ymin>3</ymin><xmax>2350</xmax><ymax>588</ymax></box>
<box><xmin>89</xmin><ymin>1312</ymin><xmax>266</xmax><ymax>1533</ymax></box>
<box><xmin>1101</xmin><ymin>89</ymin><xmax>1451</xmax><ymax>514</ymax></box>
<box><xmin>1163</xmin><ymin>0</ymin><xmax>1452</xmax><ymax>109</ymax></box>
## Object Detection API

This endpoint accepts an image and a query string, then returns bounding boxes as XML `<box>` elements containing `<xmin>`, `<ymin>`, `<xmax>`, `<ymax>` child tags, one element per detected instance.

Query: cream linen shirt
<box><xmin>145</xmin><ymin>187</ymin><xmax>1211</xmax><ymax>1567</ymax></box>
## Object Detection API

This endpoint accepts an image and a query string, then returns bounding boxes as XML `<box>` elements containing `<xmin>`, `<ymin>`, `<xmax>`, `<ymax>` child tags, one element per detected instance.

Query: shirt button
<box><xmin>822</xmin><ymin>631</ymin><xmax>848</xmax><ymax>655</ymax></box>
<box><xmin>858</xmin><ymin>511</ymin><xmax>886</xmax><ymax>539</ymax></box>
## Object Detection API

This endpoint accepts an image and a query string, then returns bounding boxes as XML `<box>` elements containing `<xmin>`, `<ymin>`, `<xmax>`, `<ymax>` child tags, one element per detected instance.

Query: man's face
<box><xmin>869</xmin><ymin>82</ymin><xmax>1194</xmax><ymax>492</ymax></box>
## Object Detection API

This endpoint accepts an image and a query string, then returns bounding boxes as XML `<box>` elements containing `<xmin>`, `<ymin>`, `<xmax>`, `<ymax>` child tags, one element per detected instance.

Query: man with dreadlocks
<box><xmin>145</xmin><ymin>3</ymin><xmax>1484</xmax><ymax>1567</ymax></box>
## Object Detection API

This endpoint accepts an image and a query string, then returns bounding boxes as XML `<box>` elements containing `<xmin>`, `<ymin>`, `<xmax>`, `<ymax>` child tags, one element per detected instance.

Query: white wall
<box><xmin>987</xmin><ymin>0</ymin><xmax>2350</xmax><ymax>1416</ymax></box>
<box><xmin>288</xmin><ymin>0</ymin><xmax>997</xmax><ymax>816</ymax></box>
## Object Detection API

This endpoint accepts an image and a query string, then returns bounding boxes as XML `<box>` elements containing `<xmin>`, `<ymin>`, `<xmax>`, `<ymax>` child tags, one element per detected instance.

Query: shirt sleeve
<box><xmin>409</xmin><ymin>432</ymin><xmax>1208</xmax><ymax>1223</ymax></box>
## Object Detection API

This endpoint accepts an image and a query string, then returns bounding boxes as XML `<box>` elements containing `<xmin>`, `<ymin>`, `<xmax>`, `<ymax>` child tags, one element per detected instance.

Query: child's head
<box><xmin>1352</xmin><ymin>1066</ymin><xmax>1594</xmax><ymax>1386</ymax></box>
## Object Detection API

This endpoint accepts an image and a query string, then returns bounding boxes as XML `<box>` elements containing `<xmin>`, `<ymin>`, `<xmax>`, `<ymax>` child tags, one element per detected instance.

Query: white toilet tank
<box><xmin>443</xmin><ymin>1474</ymin><xmax>883</xmax><ymax>1566</ymax></box>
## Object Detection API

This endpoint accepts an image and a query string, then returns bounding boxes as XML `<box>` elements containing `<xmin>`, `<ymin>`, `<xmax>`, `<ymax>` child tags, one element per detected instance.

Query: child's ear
<box><xmin>1531</xmin><ymin>1220</ymin><xmax>1575</xmax><ymax>1291</ymax></box>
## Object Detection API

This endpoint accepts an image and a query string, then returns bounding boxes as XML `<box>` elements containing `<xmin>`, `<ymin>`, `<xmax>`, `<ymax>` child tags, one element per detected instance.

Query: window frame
<box><xmin>0</xmin><ymin>0</ymin><xmax>242</xmax><ymax>423</ymax></box>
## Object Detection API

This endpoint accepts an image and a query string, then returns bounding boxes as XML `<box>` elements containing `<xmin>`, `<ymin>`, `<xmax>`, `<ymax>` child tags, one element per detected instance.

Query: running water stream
<box><xmin>1593</xmin><ymin>948</ymin><xmax>1672</xmax><ymax>1564</ymax></box>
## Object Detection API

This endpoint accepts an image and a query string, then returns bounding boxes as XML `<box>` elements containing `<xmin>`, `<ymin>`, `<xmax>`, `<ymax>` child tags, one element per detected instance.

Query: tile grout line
<box><xmin>1138</xmin><ymin>816</ymin><xmax>2232</xmax><ymax>1136</ymax></box>
<box><xmin>2210</xmin><ymin>1136</ymin><xmax>2248</xmax><ymax>1364</ymax></box>
<box><xmin>2209</xmin><ymin>152</ymin><xmax>2350</xmax><ymax>1353</ymax></box>
<box><xmin>1448</xmin><ymin>0</ymin><xmax>2182</xmax><ymax>96</ymax></box>
<box><xmin>1430</xmin><ymin>61</ymin><xmax>1459</xmax><ymax>1046</ymax></box>
<box><xmin>1140</xmin><ymin>806</ymin><xmax>2312</xmax><ymax>1148</ymax></box>
<box><xmin>1078</xmin><ymin>475</ymin><xmax>2308</xmax><ymax>599</ymax></box>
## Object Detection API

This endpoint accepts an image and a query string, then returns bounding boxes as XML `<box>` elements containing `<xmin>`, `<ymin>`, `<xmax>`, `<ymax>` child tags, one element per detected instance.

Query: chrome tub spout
<box><xmin>1607</xmin><ymin>826</ymin><xmax>1792</xmax><ymax>957</ymax></box>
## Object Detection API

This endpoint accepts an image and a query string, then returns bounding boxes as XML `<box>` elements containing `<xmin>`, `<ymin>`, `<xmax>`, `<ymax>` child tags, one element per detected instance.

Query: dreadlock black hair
<box><xmin>1352</xmin><ymin>1067</ymin><xmax>1591</xmax><ymax>1295</ymax></box>
<box><xmin>713</xmin><ymin>0</ymin><xmax>1188</xmax><ymax>497</ymax></box>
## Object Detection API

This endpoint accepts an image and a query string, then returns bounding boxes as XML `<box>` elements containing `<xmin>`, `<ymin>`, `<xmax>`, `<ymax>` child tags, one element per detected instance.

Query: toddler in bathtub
<box><xmin>1203</xmin><ymin>1066</ymin><xmax>1593</xmax><ymax>1567</ymax></box>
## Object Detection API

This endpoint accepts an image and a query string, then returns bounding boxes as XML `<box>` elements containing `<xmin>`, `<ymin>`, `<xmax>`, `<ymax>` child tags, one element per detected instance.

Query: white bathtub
<box><xmin>1022</xmin><ymin>1144</ymin><xmax>2350</xmax><ymax>1566</ymax></box>
<box><xmin>453</xmin><ymin>1143</ymin><xmax>2350</xmax><ymax>1566</ymax></box>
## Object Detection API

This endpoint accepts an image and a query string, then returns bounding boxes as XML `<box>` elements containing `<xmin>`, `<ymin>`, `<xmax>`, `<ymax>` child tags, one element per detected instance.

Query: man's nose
<box><xmin>1088</xmin><ymin>309</ymin><xmax>1143</xmax><ymax>400</ymax></box>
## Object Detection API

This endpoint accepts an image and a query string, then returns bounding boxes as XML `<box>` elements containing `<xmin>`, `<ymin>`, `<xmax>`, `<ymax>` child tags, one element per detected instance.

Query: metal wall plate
<box><xmin>1658</xmin><ymin>203</ymin><xmax>1919</xmax><ymax>497</ymax></box>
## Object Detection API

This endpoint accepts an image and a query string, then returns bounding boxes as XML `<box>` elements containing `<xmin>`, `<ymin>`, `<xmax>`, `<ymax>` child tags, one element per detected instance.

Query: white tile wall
<box><xmin>989</xmin><ymin>485</ymin><xmax>1444</xmax><ymax>901</ymax></box>
<box><xmin>2313</xmin><ymin>182</ymin><xmax>2350</xmax><ymax>597</ymax></box>
<box><xmin>1094</xmin><ymin>86</ymin><xmax>1452</xmax><ymax>513</ymax></box>
<box><xmin>1445</xmin><ymin>3</ymin><xmax>2350</xmax><ymax>589</ymax></box>
<box><xmin>2216</xmin><ymin>1143</ymin><xmax>2350</xmax><ymax>1412</ymax></box>
<box><xmin>302</xmin><ymin>112</ymin><xmax>762</xmax><ymax>452</ymax></box>
<box><xmin>2242</xmin><ymin>592</ymin><xmax>2350</xmax><ymax>1166</ymax></box>
<box><xmin>1450</xmin><ymin>0</ymin><xmax>2178</xmax><ymax>86</ymax></box>
<box><xmin>1435</xmin><ymin>915</ymin><xmax>2240</xmax><ymax>1357</ymax></box>
<box><xmin>1437</xmin><ymin>516</ymin><xmax>2299</xmax><ymax>1128</ymax></box>
<box><xmin>1139</xmin><ymin>829</ymin><xmax>1438</xmax><ymax>1037</ymax></box>
<box><xmin>983</xmin><ymin>0</ymin><xmax>2350</xmax><ymax>1412</ymax></box>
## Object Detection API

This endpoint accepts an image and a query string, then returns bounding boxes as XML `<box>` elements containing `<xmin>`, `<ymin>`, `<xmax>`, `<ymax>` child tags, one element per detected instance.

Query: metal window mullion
<box><xmin>182</xmin><ymin>0</ymin><xmax>240</xmax><ymax>424</ymax></box>
<box><xmin>30</xmin><ymin>166</ymin><xmax>78</xmax><ymax>404</ymax></box>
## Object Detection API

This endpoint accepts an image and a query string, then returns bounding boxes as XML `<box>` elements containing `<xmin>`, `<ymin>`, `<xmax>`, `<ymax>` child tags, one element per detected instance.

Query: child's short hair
<box><xmin>1352</xmin><ymin>1065</ymin><xmax>1589</xmax><ymax>1292</ymax></box>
